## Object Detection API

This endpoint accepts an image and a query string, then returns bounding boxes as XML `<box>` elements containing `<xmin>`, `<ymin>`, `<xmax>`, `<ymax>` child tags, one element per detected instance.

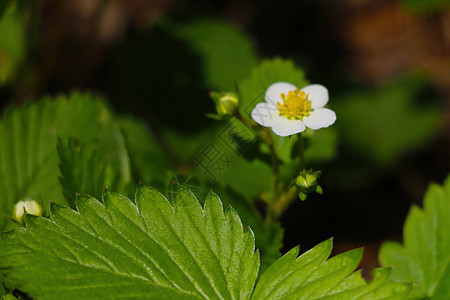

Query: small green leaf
<box><xmin>379</xmin><ymin>175</ymin><xmax>450</xmax><ymax>299</ymax></box>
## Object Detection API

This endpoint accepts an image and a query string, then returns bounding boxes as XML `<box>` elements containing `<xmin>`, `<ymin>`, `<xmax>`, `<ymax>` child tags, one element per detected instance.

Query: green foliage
<box><xmin>0</xmin><ymin>284</ymin><xmax>6</xmax><ymax>298</ymax></box>
<box><xmin>0</xmin><ymin>0</ymin><xmax>13</xmax><ymax>19</ymax></box>
<box><xmin>0</xmin><ymin>0</ymin><xmax>25</xmax><ymax>84</ymax></box>
<box><xmin>253</xmin><ymin>239</ymin><xmax>412</xmax><ymax>299</ymax></box>
<box><xmin>220</xmin><ymin>159</ymin><xmax>272</xmax><ymax>198</ymax></box>
<box><xmin>335</xmin><ymin>77</ymin><xmax>441</xmax><ymax>166</ymax></box>
<box><xmin>402</xmin><ymin>0</ymin><xmax>450</xmax><ymax>14</ymax></box>
<box><xmin>0</xmin><ymin>186</ymin><xmax>260</xmax><ymax>299</ymax></box>
<box><xmin>0</xmin><ymin>93</ymin><xmax>131</xmax><ymax>230</ymax></box>
<box><xmin>379</xmin><ymin>176</ymin><xmax>450</xmax><ymax>299</ymax></box>
<box><xmin>0</xmin><ymin>283</ymin><xmax>17</xmax><ymax>300</ymax></box>
<box><xmin>124</xmin><ymin>117</ymin><xmax>283</xmax><ymax>271</ymax></box>
<box><xmin>0</xmin><ymin>186</ymin><xmax>411</xmax><ymax>299</ymax></box>
<box><xmin>209</xmin><ymin>186</ymin><xmax>283</xmax><ymax>273</ymax></box>
<box><xmin>119</xmin><ymin>117</ymin><xmax>171</xmax><ymax>185</ymax></box>
<box><xmin>304</xmin><ymin>128</ymin><xmax>339</xmax><ymax>164</ymax></box>
<box><xmin>58</xmin><ymin>138</ymin><xmax>118</xmax><ymax>206</ymax></box>
<box><xmin>262</xmin><ymin>128</ymin><xmax>338</xmax><ymax>169</ymax></box>
<box><xmin>173</xmin><ymin>20</ymin><xmax>258</xmax><ymax>91</ymax></box>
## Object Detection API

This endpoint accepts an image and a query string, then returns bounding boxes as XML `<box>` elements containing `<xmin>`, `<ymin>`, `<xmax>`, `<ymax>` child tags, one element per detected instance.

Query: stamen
<box><xmin>277</xmin><ymin>89</ymin><xmax>312</xmax><ymax>120</ymax></box>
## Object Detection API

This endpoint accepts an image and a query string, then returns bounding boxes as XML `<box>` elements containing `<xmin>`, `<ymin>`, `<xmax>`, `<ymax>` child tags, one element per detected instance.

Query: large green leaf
<box><xmin>1</xmin><ymin>185</ymin><xmax>412</xmax><ymax>299</ymax></box>
<box><xmin>0</xmin><ymin>93</ymin><xmax>130</xmax><ymax>230</ymax></box>
<box><xmin>58</xmin><ymin>138</ymin><xmax>122</xmax><ymax>206</ymax></box>
<box><xmin>0</xmin><ymin>186</ymin><xmax>259</xmax><ymax>299</ymax></box>
<box><xmin>379</xmin><ymin>175</ymin><xmax>450</xmax><ymax>299</ymax></box>
<box><xmin>123</xmin><ymin>116</ymin><xmax>282</xmax><ymax>272</ymax></box>
<box><xmin>252</xmin><ymin>239</ymin><xmax>412</xmax><ymax>299</ymax></box>
<box><xmin>209</xmin><ymin>185</ymin><xmax>283</xmax><ymax>274</ymax></box>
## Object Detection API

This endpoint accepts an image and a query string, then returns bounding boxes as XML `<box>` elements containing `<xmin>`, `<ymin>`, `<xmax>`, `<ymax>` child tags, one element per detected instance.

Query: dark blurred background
<box><xmin>1</xmin><ymin>0</ymin><xmax>449</xmax><ymax>274</ymax></box>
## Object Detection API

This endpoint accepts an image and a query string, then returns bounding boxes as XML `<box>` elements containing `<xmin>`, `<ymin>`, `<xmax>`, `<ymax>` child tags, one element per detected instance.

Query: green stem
<box><xmin>270</xmin><ymin>133</ymin><xmax>307</xmax><ymax>220</ymax></box>
<box><xmin>264</xmin><ymin>130</ymin><xmax>280</xmax><ymax>224</ymax></box>
<box><xmin>235</xmin><ymin>113</ymin><xmax>281</xmax><ymax>224</ymax></box>
<box><xmin>236</xmin><ymin>114</ymin><xmax>254</xmax><ymax>131</ymax></box>
<box><xmin>273</xmin><ymin>186</ymin><xmax>298</xmax><ymax>217</ymax></box>
<box><xmin>297</xmin><ymin>132</ymin><xmax>305</xmax><ymax>171</ymax></box>
<box><xmin>268</xmin><ymin>142</ymin><xmax>279</xmax><ymax>189</ymax></box>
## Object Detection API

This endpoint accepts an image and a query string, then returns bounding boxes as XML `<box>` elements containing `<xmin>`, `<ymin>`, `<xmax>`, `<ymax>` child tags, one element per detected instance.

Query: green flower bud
<box><xmin>293</xmin><ymin>170</ymin><xmax>322</xmax><ymax>201</ymax></box>
<box><xmin>211</xmin><ymin>92</ymin><xmax>239</xmax><ymax>116</ymax></box>
<box><xmin>14</xmin><ymin>199</ymin><xmax>43</xmax><ymax>224</ymax></box>
<box><xmin>295</xmin><ymin>172</ymin><xmax>317</xmax><ymax>189</ymax></box>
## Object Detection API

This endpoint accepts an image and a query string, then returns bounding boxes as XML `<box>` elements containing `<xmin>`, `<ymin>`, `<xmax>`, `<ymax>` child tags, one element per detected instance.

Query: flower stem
<box><xmin>269</xmin><ymin>132</ymin><xmax>307</xmax><ymax>220</ymax></box>
<box><xmin>297</xmin><ymin>132</ymin><xmax>305</xmax><ymax>171</ymax></box>
<box><xmin>235</xmin><ymin>113</ymin><xmax>281</xmax><ymax>223</ymax></box>
<box><xmin>273</xmin><ymin>186</ymin><xmax>298</xmax><ymax>216</ymax></box>
<box><xmin>269</xmin><ymin>141</ymin><xmax>280</xmax><ymax>197</ymax></box>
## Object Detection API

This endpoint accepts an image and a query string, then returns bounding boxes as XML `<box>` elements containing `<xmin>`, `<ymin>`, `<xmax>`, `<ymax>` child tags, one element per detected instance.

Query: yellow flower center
<box><xmin>277</xmin><ymin>89</ymin><xmax>312</xmax><ymax>120</ymax></box>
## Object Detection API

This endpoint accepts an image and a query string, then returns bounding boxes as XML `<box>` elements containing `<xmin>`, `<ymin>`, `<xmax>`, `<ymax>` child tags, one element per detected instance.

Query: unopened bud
<box><xmin>293</xmin><ymin>170</ymin><xmax>322</xmax><ymax>201</ymax></box>
<box><xmin>14</xmin><ymin>199</ymin><xmax>42</xmax><ymax>224</ymax></box>
<box><xmin>211</xmin><ymin>92</ymin><xmax>239</xmax><ymax>116</ymax></box>
<box><xmin>295</xmin><ymin>172</ymin><xmax>317</xmax><ymax>189</ymax></box>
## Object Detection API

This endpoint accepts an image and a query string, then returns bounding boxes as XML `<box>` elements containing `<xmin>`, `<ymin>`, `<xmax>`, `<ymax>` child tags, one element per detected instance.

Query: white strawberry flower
<box><xmin>251</xmin><ymin>82</ymin><xmax>336</xmax><ymax>137</ymax></box>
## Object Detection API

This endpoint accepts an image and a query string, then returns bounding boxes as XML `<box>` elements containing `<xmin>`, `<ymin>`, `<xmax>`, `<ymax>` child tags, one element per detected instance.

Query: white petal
<box><xmin>271</xmin><ymin>119</ymin><xmax>306</xmax><ymax>137</ymax></box>
<box><xmin>301</xmin><ymin>84</ymin><xmax>329</xmax><ymax>109</ymax></box>
<box><xmin>265</xmin><ymin>82</ymin><xmax>298</xmax><ymax>106</ymax></box>
<box><xmin>251</xmin><ymin>102</ymin><xmax>282</xmax><ymax>127</ymax></box>
<box><xmin>303</xmin><ymin>108</ymin><xmax>336</xmax><ymax>130</ymax></box>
